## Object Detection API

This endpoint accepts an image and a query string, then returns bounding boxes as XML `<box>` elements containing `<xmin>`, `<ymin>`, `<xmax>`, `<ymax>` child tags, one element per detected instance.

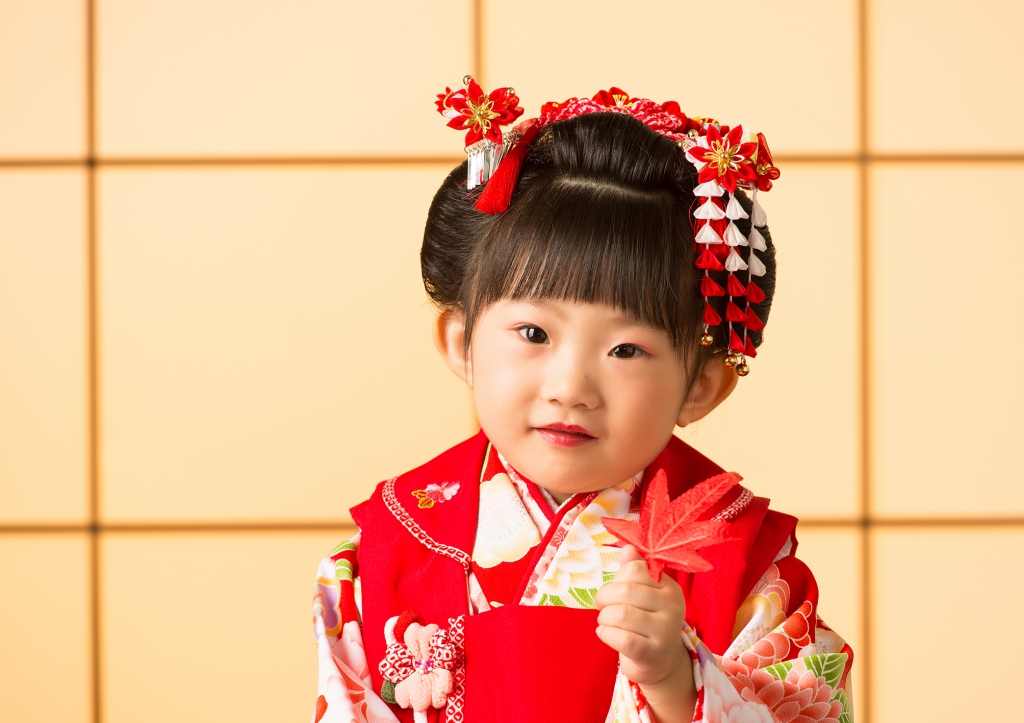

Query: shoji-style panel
<box><xmin>486</xmin><ymin>0</ymin><xmax>859</xmax><ymax>154</ymax></box>
<box><xmin>96</xmin><ymin>0</ymin><xmax>472</xmax><ymax>156</ymax></box>
<box><xmin>0</xmin><ymin>0</ymin><xmax>86</xmax><ymax>157</ymax></box>
<box><xmin>98</xmin><ymin>166</ymin><xmax>474</xmax><ymax>522</ymax></box>
<box><xmin>0</xmin><ymin>169</ymin><xmax>89</xmax><ymax>522</ymax></box>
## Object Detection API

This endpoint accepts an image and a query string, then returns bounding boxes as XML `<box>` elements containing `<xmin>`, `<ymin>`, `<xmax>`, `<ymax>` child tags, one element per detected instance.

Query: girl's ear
<box><xmin>432</xmin><ymin>307</ymin><xmax>471</xmax><ymax>386</ymax></box>
<box><xmin>677</xmin><ymin>358</ymin><xmax>738</xmax><ymax>427</ymax></box>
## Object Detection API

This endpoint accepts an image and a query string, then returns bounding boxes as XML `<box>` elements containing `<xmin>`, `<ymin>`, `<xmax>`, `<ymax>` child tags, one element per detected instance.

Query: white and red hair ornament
<box><xmin>435</xmin><ymin>80</ymin><xmax>781</xmax><ymax>376</ymax></box>
<box><xmin>378</xmin><ymin>611</ymin><xmax>465</xmax><ymax>723</ymax></box>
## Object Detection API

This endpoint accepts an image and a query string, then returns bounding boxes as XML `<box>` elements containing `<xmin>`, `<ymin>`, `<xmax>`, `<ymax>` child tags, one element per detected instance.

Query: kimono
<box><xmin>311</xmin><ymin>432</ymin><xmax>854</xmax><ymax>723</ymax></box>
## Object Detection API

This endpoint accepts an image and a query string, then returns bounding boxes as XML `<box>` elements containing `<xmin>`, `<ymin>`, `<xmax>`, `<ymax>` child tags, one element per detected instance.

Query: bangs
<box><xmin>465</xmin><ymin>175</ymin><xmax>700</xmax><ymax>350</ymax></box>
<box><xmin>423</xmin><ymin>111</ymin><xmax>776</xmax><ymax>393</ymax></box>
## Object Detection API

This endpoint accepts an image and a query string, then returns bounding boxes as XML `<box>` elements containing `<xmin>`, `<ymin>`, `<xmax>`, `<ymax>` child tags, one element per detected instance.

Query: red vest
<box><xmin>352</xmin><ymin>432</ymin><xmax>797</xmax><ymax>723</ymax></box>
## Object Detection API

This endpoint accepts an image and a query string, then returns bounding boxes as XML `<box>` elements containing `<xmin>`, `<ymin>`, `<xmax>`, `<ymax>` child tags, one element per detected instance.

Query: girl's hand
<box><xmin>595</xmin><ymin>545</ymin><xmax>696</xmax><ymax>722</ymax></box>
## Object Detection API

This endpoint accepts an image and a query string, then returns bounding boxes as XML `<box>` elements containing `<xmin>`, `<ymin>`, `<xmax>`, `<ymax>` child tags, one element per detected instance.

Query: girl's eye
<box><xmin>518</xmin><ymin>326</ymin><xmax>549</xmax><ymax>344</ymax></box>
<box><xmin>610</xmin><ymin>344</ymin><xmax>645</xmax><ymax>359</ymax></box>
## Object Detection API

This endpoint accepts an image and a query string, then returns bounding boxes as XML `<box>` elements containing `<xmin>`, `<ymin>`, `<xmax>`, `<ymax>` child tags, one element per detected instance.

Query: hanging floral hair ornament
<box><xmin>684</xmin><ymin>123</ymin><xmax>778</xmax><ymax>376</ymax></box>
<box><xmin>434</xmin><ymin>80</ymin><xmax>780</xmax><ymax>375</ymax></box>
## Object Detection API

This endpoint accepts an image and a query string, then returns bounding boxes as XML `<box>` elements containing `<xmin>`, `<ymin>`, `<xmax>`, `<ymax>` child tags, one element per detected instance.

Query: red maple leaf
<box><xmin>602</xmin><ymin>469</ymin><xmax>742</xmax><ymax>581</ymax></box>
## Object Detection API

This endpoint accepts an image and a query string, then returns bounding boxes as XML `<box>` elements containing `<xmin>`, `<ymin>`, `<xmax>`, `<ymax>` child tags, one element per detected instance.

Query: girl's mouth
<box><xmin>534</xmin><ymin>423</ymin><xmax>597</xmax><ymax>448</ymax></box>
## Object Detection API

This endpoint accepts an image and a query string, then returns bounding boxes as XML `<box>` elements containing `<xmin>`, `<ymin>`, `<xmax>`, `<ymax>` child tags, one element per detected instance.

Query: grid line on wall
<box><xmin>857</xmin><ymin>0</ymin><xmax>872</xmax><ymax>719</ymax></box>
<box><xmin>5</xmin><ymin>152</ymin><xmax>1024</xmax><ymax>169</ymax></box>
<box><xmin>3</xmin><ymin>517</ymin><xmax>1024</xmax><ymax>536</ymax></box>
<box><xmin>84</xmin><ymin>1</ymin><xmax>101</xmax><ymax>722</ymax></box>
<box><xmin>472</xmin><ymin>0</ymin><xmax>484</xmax><ymax>86</ymax></box>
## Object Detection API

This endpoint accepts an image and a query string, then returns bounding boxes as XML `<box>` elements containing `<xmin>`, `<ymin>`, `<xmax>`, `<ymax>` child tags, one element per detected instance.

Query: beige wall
<box><xmin>1</xmin><ymin>1</ymin><xmax>1021</xmax><ymax>721</ymax></box>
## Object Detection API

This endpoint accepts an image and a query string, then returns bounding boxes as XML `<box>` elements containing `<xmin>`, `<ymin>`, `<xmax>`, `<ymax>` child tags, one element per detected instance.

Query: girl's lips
<box><xmin>534</xmin><ymin>424</ymin><xmax>597</xmax><ymax>448</ymax></box>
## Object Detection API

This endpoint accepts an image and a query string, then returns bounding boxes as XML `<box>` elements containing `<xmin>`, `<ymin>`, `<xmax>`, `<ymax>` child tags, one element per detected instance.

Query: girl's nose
<box><xmin>539</xmin><ymin>350</ymin><xmax>600</xmax><ymax>409</ymax></box>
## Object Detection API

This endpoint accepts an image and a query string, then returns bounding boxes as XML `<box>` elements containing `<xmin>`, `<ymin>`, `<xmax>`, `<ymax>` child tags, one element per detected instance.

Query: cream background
<box><xmin>2</xmin><ymin>1</ymin><xmax>1022</xmax><ymax>721</ymax></box>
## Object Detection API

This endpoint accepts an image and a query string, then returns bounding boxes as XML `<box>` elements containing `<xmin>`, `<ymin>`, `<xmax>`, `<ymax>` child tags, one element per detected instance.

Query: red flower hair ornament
<box><xmin>436</xmin><ymin>76</ymin><xmax>524</xmax><ymax>190</ymax></box>
<box><xmin>434</xmin><ymin>79</ymin><xmax>781</xmax><ymax>375</ymax></box>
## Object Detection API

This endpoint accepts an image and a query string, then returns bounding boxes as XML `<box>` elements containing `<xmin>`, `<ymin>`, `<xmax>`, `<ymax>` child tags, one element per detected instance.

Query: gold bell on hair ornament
<box><xmin>700</xmin><ymin>329</ymin><xmax>714</xmax><ymax>347</ymax></box>
<box><xmin>725</xmin><ymin>349</ymin><xmax>750</xmax><ymax>375</ymax></box>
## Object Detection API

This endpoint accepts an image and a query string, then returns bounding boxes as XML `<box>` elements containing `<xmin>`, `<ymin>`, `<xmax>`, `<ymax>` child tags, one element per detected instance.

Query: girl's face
<box><xmin>446</xmin><ymin>299</ymin><xmax>731</xmax><ymax>501</ymax></box>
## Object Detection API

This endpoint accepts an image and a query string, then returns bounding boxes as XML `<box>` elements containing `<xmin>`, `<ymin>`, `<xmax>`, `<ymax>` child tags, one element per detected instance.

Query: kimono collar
<box><xmin>495</xmin><ymin>447</ymin><xmax>644</xmax><ymax>525</ymax></box>
<box><xmin>353</xmin><ymin>431</ymin><xmax>796</xmax><ymax>654</ymax></box>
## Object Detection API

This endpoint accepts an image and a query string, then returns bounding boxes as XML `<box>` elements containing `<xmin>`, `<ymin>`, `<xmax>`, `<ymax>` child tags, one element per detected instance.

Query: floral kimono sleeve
<box><xmin>311</xmin><ymin>533</ymin><xmax>399</xmax><ymax>723</ymax></box>
<box><xmin>686</xmin><ymin>553</ymin><xmax>855</xmax><ymax>723</ymax></box>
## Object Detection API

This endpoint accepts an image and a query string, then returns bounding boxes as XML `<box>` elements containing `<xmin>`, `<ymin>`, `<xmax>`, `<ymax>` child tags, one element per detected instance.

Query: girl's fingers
<box><xmin>594</xmin><ymin>580</ymin><xmax>664</xmax><ymax>612</ymax></box>
<box><xmin>615</xmin><ymin>564</ymin><xmax>685</xmax><ymax>607</ymax></box>
<box><xmin>619</xmin><ymin>544</ymin><xmax>643</xmax><ymax>565</ymax></box>
<box><xmin>596</xmin><ymin>623</ymin><xmax>652</xmax><ymax>660</ymax></box>
<box><xmin>613</xmin><ymin>558</ymin><xmax>661</xmax><ymax>587</ymax></box>
<box><xmin>596</xmin><ymin>603</ymin><xmax>660</xmax><ymax>638</ymax></box>
<box><xmin>615</xmin><ymin>546</ymin><xmax>658</xmax><ymax>584</ymax></box>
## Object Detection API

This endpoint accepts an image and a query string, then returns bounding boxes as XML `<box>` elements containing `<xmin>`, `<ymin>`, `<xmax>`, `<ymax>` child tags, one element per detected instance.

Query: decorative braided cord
<box><xmin>444</xmin><ymin>615</ymin><xmax>467</xmax><ymax>723</ymax></box>
<box><xmin>382</xmin><ymin>478</ymin><xmax>471</xmax><ymax>572</ymax></box>
<box><xmin>711</xmin><ymin>487</ymin><xmax>754</xmax><ymax>522</ymax></box>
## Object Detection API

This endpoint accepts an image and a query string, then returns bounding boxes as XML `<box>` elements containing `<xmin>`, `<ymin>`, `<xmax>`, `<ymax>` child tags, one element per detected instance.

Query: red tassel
<box><xmin>725</xmin><ymin>302</ymin><xmax>747</xmax><ymax>322</ymax></box>
<box><xmin>704</xmin><ymin>303</ymin><xmax>722</xmax><ymax>326</ymax></box>
<box><xmin>746</xmin><ymin>281</ymin><xmax>766</xmax><ymax>304</ymax></box>
<box><xmin>696</xmin><ymin>248</ymin><xmax>725</xmax><ymax>271</ymax></box>
<box><xmin>700</xmin><ymin>276</ymin><xmax>725</xmax><ymax>296</ymax></box>
<box><xmin>729</xmin><ymin>329</ymin><xmax>745</xmax><ymax>351</ymax></box>
<box><xmin>726</xmin><ymin>274</ymin><xmax>747</xmax><ymax>297</ymax></box>
<box><xmin>712</xmin><ymin>244</ymin><xmax>730</xmax><ymax>262</ymax></box>
<box><xmin>744</xmin><ymin>336</ymin><xmax>758</xmax><ymax>358</ymax></box>
<box><xmin>743</xmin><ymin>308</ymin><xmax>765</xmax><ymax>331</ymax></box>
<box><xmin>474</xmin><ymin>123</ymin><xmax>540</xmax><ymax>214</ymax></box>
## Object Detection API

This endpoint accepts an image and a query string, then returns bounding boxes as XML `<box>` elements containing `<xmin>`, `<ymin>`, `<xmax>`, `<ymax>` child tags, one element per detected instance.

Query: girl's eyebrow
<box><xmin>502</xmin><ymin>298</ymin><xmax>565</xmax><ymax>318</ymax></box>
<box><xmin>602</xmin><ymin>311</ymin><xmax>662</xmax><ymax>332</ymax></box>
<box><xmin>504</xmin><ymin>300</ymin><xmax>662</xmax><ymax>334</ymax></box>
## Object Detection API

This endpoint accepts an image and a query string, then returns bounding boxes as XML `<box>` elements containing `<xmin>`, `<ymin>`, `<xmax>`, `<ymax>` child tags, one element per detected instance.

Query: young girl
<box><xmin>310</xmin><ymin>81</ymin><xmax>854</xmax><ymax>723</ymax></box>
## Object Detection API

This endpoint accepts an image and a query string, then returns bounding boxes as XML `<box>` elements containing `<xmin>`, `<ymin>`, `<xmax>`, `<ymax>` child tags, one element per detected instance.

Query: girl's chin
<box><xmin>519</xmin><ymin>459</ymin><xmax>622</xmax><ymax>499</ymax></box>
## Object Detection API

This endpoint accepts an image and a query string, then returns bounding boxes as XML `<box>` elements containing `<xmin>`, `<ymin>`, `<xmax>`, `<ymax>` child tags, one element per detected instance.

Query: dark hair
<box><xmin>421</xmin><ymin>112</ymin><xmax>776</xmax><ymax>393</ymax></box>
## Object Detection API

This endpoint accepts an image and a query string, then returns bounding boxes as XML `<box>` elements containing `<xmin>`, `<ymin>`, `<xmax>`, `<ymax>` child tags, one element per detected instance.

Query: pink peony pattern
<box><xmin>729</xmin><ymin>665</ymin><xmax>846</xmax><ymax>723</ymax></box>
<box><xmin>700</xmin><ymin>661</ymin><xmax>777</xmax><ymax>723</ymax></box>
<box><xmin>411</xmin><ymin>481</ymin><xmax>461</xmax><ymax>508</ymax></box>
<box><xmin>425</xmin><ymin>481</ymin><xmax>460</xmax><ymax>503</ymax></box>
<box><xmin>738</xmin><ymin>601</ymin><xmax>815</xmax><ymax>670</ymax></box>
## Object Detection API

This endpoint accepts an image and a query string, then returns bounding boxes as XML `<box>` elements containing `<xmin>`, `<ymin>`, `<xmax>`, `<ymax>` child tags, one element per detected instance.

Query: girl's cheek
<box><xmin>617</xmin><ymin>369</ymin><xmax>686</xmax><ymax>420</ymax></box>
<box><xmin>474</xmin><ymin>350</ymin><xmax>535</xmax><ymax>402</ymax></box>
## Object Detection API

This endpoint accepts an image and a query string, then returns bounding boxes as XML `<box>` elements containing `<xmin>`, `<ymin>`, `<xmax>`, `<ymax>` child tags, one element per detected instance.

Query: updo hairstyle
<box><xmin>420</xmin><ymin>112</ymin><xmax>777</xmax><ymax>395</ymax></box>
